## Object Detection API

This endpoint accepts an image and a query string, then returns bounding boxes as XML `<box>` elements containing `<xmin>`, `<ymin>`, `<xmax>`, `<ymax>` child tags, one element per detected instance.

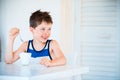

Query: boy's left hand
<box><xmin>40</xmin><ymin>57</ymin><xmax>52</xmax><ymax>67</ymax></box>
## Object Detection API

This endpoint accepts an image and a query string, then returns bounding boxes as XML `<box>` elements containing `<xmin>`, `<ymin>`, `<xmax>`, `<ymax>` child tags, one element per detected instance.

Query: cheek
<box><xmin>47</xmin><ymin>31</ymin><xmax>51</xmax><ymax>35</ymax></box>
<box><xmin>33</xmin><ymin>32</ymin><xmax>41</xmax><ymax>37</ymax></box>
<box><xmin>46</xmin><ymin>33</ymin><xmax>51</xmax><ymax>36</ymax></box>
<box><xmin>43</xmin><ymin>31</ymin><xmax>51</xmax><ymax>35</ymax></box>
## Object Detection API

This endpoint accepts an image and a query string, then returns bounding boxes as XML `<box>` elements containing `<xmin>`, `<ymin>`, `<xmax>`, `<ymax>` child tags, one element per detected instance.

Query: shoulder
<box><xmin>18</xmin><ymin>41</ymin><xmax>29</xmax><ymax>51</ymax></box>
<box><xmin>50</xmin><ymin>40</ymin><xmax>60</xmax><ymax>48</ymax></box>
<box><xmin>21</xmin><ymin>41</ymin><xmax>29</xmax><ymax>46</ymax></box>
<box><xmin>15</xmin><ymin>40</ymin><xmax>29</xmax><ymax>53</ymax></box>
<box><xmin>50</xmin><ymin>39</ymin><xmax>58</xmax><ymax>45</ymax></box>
<box><xmin>22</xmin><ymin>40</ymin><xmax>33</xmax><ymax>46</ymax></box>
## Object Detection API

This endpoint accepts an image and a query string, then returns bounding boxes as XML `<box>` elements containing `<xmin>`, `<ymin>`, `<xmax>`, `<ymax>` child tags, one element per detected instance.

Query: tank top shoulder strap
<box><xmin>27</xmin><ymin>40</ymin><xmax>33</xmax><ymax>52</ymax></box>
<box><xmin>46</xmin><ymin>40</ymin><xmax>52</xmax><ymax>60</ymax></box>
<box><xmin>44</xmin><ymin>40</ymin><xmax>51</xmax><ymax>49</ymax></box>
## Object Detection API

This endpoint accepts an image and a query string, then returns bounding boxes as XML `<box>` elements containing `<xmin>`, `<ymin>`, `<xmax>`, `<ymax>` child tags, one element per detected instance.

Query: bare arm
<box><xmin>5</xmin><ymin>28</ymin><xmax>27</xmax><ymax>64</ymax></box>
<box><xmin>50</xmin><ymin>40</ymin><xmax>66</xmax><ymax>66</ymax></box>
<box><xmin>5</xmin><ymin>28</ymin><xmax>20</xmax><ymax>63</ymax></box>
<box><xmin>40</xmin><ymin>40</ymin><xmax>66</xmax><ymax>67</ymax></box>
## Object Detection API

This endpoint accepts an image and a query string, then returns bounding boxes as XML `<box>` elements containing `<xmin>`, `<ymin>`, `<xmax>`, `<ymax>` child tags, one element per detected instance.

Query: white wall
<box><xmin>0</xmin><ymin>0</ymin><xmax>61</xmax><ymax>61</ymax></box>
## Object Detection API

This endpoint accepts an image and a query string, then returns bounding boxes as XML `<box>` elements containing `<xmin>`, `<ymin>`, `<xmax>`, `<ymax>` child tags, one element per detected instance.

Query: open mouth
<box><xmin>42</xmin><ymin>36</ymin><xmax>48</xmax><ymax>40</ymax></box>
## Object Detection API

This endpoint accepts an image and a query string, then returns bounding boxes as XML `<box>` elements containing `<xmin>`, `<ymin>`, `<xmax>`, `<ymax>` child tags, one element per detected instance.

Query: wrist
<box><xmin>8</xmin><ymin>37</ymin><xmax>15</xmax><ymax>43</ymax></box>
<box><xmin>49</xmin><ymin>60</ymin><xmax>56</xmax><ymax>67</ymax></box>
<box><xmin>9</xmin><ymin>36</ymin><xmax>15</xmax><ymax>41</ymax></box>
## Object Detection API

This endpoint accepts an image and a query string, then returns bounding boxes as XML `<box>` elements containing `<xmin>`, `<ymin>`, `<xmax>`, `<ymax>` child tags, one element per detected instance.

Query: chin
<box><xmin>42</xmin><ymin>39</ymin><xmax>48</xmax><ymax>43</ymax></box>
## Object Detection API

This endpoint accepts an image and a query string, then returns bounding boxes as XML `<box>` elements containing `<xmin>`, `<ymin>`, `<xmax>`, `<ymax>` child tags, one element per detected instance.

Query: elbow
<box><xmin>5</xmin><ymin>60</ymin><xmax>12</xmax><ymax>64</ymax></box>
<box><xmin>5</xmin><ymin>56</ymin><xmax>14</xmax><ymax>64</ymax></box>
<box><xmin>61</xmin><ymin>57</ymin><xmax>67</xmax><ymax>65</ymax></box>
<box><xmin>5</xmin><ymin>59</ymin><xmax>14</xmax><ymax>64</ymax></box>
<box><xmin>5</xmin><ymin>61</ymin><xmax>13</xmax><ymax>64</ymax></box>
<box><xmin>64</xmin><ymin>58</ymin><xmax>67</xmax><ymax>65</ymax></box>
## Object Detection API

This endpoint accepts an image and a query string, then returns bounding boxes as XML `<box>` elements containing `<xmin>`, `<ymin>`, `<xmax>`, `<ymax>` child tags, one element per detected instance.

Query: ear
<box><xmin>29</xmin><ymin>27</ymin><xmax>34</xmax><ymax>33</ymax></box>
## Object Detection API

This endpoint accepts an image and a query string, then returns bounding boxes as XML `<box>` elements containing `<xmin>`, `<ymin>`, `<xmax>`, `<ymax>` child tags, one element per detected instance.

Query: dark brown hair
<box><xmin>29</xmin><ymin>10</ymin><xmax>53</xmax><ymax>28</ymax></box>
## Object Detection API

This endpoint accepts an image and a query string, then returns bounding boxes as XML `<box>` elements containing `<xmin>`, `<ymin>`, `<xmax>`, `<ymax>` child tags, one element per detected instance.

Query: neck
<box><xmin>33</xmin><ymin>39</ymin><xmax>46</xmax><ymax>45</ymax></box>
<box><xmin>33</xmin><ymin>39</ymin><xmax>46</xmax><ymax>50</ymax></box>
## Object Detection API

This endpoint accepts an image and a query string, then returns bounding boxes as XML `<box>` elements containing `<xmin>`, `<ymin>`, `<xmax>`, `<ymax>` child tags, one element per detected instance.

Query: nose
<box><xmin>44</xmin><ymin>30</ymin><xmax>50</xmax><ymax>35</ymax></box>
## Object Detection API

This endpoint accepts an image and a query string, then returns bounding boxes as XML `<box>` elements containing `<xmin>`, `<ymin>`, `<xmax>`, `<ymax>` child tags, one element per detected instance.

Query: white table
<box><xmin>0</xmin><ymin>62</ymin><xmax>89</xmax><ymax>80</ymax></box>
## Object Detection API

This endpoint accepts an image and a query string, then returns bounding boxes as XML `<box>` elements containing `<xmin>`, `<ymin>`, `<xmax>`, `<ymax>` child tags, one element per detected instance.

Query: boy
<box><xmin>5</xmin><ymin>10</ymin><xmax>66</xmax><ymax>67</ymax></box>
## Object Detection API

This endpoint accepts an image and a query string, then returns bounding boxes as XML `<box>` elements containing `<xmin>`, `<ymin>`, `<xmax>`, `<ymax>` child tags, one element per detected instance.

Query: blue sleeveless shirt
<box><xmin>27</xmin><ymin>40</ymin><xmax>52</xmax><ymax>60</ymax></box>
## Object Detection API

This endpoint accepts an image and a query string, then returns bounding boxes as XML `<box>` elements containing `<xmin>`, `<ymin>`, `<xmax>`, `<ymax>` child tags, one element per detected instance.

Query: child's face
<box><xmin>31</xmin><ymin>21</ymin><xmax>52</xmax><ymax>43</ymax></box>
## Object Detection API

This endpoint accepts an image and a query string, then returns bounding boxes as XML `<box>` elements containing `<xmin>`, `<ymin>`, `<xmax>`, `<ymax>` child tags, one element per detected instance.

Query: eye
<box><xmin>48</xmin><ymin>28</ymin><xmax>51</xmax><ymax>31</ymax></box>
<box><xmin>41</xmin><ymin>28</ymin><xmax>45</xmax><ymax>31</ymax></box>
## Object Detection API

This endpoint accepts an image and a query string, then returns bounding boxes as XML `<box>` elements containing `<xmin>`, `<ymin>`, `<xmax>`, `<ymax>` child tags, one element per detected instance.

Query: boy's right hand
<box><xmin>9</xmin><ymin>27</ymin><xmax>20</xmax><ymax>39</ymax></box>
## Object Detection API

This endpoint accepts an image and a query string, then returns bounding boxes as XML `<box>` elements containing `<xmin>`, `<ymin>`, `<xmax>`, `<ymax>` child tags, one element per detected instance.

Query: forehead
<box><xmin>36</xmin><ymin>21</ymin><xmax>52</xmax><ymax>29</ymax></box>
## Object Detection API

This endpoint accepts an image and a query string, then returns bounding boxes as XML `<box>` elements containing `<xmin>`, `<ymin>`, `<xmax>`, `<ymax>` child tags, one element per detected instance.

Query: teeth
<box><xmin>42</xmin><ymin>36</ymin><xmax>47</xmax><ymax>39</ymax></box>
